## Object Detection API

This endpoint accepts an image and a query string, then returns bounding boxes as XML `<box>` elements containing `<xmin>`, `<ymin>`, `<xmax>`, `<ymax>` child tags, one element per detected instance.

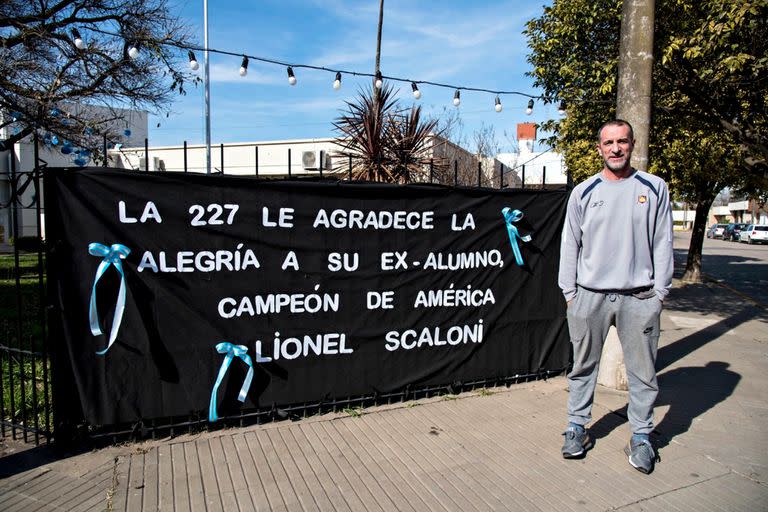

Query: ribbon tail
<box><xmin>96</xmin><ymin>266</ymin><xmax>127</xmax><ymax>355</ymax></box>
<box><xmin>89</xmin><ymin>287</ymin><xmax>102</xmax><ymax>337</ymax></box>
<box><xmin>209</xmin><ymin>353</ymin><xmax>234</xmax><ymax>422</ymax></box>
<box><xmin>89</xmin><ymin>260</ymin><xmax>110</xmax><ymax>337</ymax></box>
<box><xmin>507</xmin><ymin>226</ymin><xmax>524</xmax><ymax>266</ymax></box>
<box><xmin>238</xmin><ymin>360</ymin><xmax>254</xmax><ymax>403</ymax></box>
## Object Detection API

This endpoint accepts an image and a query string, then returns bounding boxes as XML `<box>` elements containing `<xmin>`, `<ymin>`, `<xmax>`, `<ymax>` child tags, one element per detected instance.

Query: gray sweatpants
<box><xmin>566</xmin><ymin>287</ymin><xmax>662</xmax><ymax>435</ymax></box>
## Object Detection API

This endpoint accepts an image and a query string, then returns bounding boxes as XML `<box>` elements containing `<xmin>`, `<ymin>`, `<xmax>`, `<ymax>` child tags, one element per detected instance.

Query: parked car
<box><xmin>739</xmin><ymin>225</ymin><xmax>768</xmax><ymax>244</ymax></box>
<box><xmin>724</xmin><ymin>223</ymin><xmax>748</xmax><ymax>241</ymax></box>
<box><xmin>706</xmin><ymin>223</ymin><xmax>727</xmax><ymax>239</ymax></box>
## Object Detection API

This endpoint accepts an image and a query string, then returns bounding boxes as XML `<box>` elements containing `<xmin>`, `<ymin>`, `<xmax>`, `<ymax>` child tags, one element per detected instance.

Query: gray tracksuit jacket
<box><xmin>558</xmin><ymin>169</ymin><xmax>674</xmax><ymax>302</ymax></box>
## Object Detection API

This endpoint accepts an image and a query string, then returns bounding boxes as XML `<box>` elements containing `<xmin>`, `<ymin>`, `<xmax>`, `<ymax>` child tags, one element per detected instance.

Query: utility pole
<box><xmin>373</xmin><ymin>0</ymin><xmax>384</xmax><ymax>181</ymax></box>
<box><xmin>616</xmin><ymin>0</ymin><xmax>655</xmax><ymax>172</ymax></box>
<box><xmin>598</xmin><ymin>0</ymin><xmax>655</xmax><ymax>390</ymax></box>
<box><xmin>374</xmin><ymin>0</ymin><xmax>384</xmax><ymax>92</ymax></box>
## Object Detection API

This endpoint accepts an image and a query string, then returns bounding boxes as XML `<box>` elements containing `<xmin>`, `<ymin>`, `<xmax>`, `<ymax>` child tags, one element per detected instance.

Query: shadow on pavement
<box><xmin>588</xmin><ymin>362</ymin><xmax>740</xmax><ymax>453</ymax></box>
<box><xmin>664</xmin><ymin>280</ymin><xmax>767</xmax><ymax>321</ymax></box>
<box><xmin>0</xmin><ymin>441</ymin><xmax>88</xmax><ymax>479</ymax></box>
<box><xmin>589</xmin><ymin>291</ymin><xmax>751</xmax><ymax>449</ymax></box>
<box><xmin>657</xmin><ymin>306</ymin><xmax>766</xmax><ymax>372</ymax></box>
<box><xmin>673</xmin><ymin>247</ymin><xmax>768</xmax><ymax>308</ymax></box>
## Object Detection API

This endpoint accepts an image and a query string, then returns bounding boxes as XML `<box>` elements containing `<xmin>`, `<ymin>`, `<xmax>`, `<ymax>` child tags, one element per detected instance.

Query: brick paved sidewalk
<box><xmin>2</xmin><ymin>279</ymin><xmax>767</xmax><ymax>511</ymax></box>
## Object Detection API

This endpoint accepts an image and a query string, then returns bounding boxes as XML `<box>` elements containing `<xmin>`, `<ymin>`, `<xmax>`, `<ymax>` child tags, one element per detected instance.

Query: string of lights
<box><xmin>82</xmin><ymin>27</ymin><xmax>565</xmax><ymax>114</ymax></box>
<box><xmin>39</xmin><ymin>27</ymin><xmax>580</xmax><ymax>173</ymax></box>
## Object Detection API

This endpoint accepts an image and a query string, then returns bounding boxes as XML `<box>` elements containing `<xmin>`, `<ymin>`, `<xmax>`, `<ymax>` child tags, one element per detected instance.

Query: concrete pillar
<box><xmin>597</xmin><ymin>327</ymin><xmax>628</xmax><ymax>390</ymax></box>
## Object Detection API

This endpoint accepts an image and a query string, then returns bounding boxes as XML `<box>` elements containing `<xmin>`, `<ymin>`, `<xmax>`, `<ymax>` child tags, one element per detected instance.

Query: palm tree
<box><xmin>334</xmin><ymin>84</ymin><xmax>440</xmax><ymax>182</ymax></box>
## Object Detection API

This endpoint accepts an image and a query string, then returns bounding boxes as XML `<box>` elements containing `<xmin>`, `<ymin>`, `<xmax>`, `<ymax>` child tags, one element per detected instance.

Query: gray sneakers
<box><xmin>624</xmin><ymin>438</ymin><xmax>659</xmax><ymax>474</ymax></box>
<box><xmin>561</xmin><ymin>426</ymin><xmax>593</xmax><ymax>458</ymax></box>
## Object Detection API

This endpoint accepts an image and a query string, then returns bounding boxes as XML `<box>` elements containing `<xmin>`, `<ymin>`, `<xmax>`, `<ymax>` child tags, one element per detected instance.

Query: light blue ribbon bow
<box><xmin>501</xmin><ymin>207</ymin><xmax>532</xmax><ymax>266</ymax></box>
<box><xmin>209</xmin><ymin>343</ymin><xmax>254</xmax><ymax>422</ymax></box>
<box><xmin>88</xmin><ymin>243</ymin><xmax>131</xmax><ymax>355</ymax></box>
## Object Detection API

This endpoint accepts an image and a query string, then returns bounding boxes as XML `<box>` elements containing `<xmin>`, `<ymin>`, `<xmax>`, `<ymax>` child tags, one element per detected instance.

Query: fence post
<box><xmin>32</xmin><ymin>133</ymin><xmax>44</xmax><ymax>442</ymax></box>
<box><xmin>499</xmin><ymin>163</ymin><xmax>504</xmax><ymax>189</ymax></box>
<box><xmin>319</xmin><ymin>150</ymin><xmax>324</xmax><ymax>179</ymax></box>
<box><xmin>255</xmin><ymin>145</ymin><xmax>259</xmax><ymax>177</ymax></box>
<box><xmin>288</xmin><ymin>148</ymin><xmax>292</xmax><ymax>178</ymax></box>
<box><xmin>454</xmin><ymin>160</ymin><xmax>458</xmax><ymax>186</ymax></box>
<box><xmin>220</xmin><ymin>143</ymin><xmax>224</xmax><ymax>174</ymax></box>
<box><xmin>542</xmin><ymin>165</ymin><xmax>546</xmax><ymax>188</ymax></box>
<box><xmin>183</xmin><ymin>141</ymin><xmax>188</xmax><ymax>173</ymax></box>
<box><xmin>522</xmin><ymin>164</ymin><xmax>526</xmax><ymax>190</ymax></box>
<box><xmin>103</xmin><ymin>134</ymin><xmax>108</xmax><ymax>167</ymax></box>
<box><xmin>348</xmin><ymin>154</ymin><xmax>352</xmax><ymax>180</ymax></box>
<box><xmin>429</xmin><ymin>159</ymin><xmax>434</xmax><ymax>183</ymax></box>
<box><xmin>477</xmin><ymin>161</ymin><xmax>482</xmax><ymax>187</ymax></box>
<box><xmin>9</xmin><ymin>147</ymin><xmax>22</xmax><ymax>439</ymax></box>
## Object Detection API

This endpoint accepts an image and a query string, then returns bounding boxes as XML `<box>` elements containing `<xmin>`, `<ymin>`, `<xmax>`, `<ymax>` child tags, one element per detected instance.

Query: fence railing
<box><xmin>108</xmin><ymin>137</ymin><xmax>570</xmax><ymax>190</ymax></box>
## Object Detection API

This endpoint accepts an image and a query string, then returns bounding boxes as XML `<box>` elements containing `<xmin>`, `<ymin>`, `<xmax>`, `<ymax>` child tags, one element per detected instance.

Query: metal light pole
<box><xmin>203</xmin><ymin>0</ymin><xmax>212</xmax><ymax>174</ymax></box>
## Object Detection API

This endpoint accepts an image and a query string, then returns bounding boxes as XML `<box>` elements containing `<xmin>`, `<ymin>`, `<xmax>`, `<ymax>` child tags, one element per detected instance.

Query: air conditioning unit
<box><xmin>301</xmin><ymin>150</ymin><xmax>329</xmax><ymax>170</ymax></box>
<box><xmin>138</xmin><ymin>156</ymin><xmax>164</xmax><ymax>171</ymax></box>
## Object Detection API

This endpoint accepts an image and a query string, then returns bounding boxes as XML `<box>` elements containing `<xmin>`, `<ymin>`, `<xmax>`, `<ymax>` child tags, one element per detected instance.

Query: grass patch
<box><xmin>1</xmin><ymin>252</ymin><xmax>50</xmax><ymax>434</ymax></box>
<box><xmin>342</xmin><ymin>407</ymin><xmax>364</xmax><ymax>418</ymax></box>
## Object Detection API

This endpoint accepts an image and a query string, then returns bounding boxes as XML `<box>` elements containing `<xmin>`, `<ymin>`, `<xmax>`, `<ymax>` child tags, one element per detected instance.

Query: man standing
<box><xmin>558</xmin><ymin>119</ymin><xmax>673</xmax><ymax>474</ymax></box>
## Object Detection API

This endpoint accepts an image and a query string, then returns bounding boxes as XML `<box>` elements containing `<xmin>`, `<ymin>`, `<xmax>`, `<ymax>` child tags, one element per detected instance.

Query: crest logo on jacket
<box><xmin>638</xmin><ymin>195</ymin><xmax>648</xmax><ymax>204</ymax></box>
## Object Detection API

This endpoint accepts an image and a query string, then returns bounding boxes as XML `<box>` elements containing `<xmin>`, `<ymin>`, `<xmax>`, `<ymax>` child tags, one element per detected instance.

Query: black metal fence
<box><xmin>108</xmin><ymin>136</ymin><xmax>569</xmax><ymax>190</ymax></box>
<box><xmin>1</xmin><ymin>137</ymin><xmax>52</xmax><ymax>446</ymax></box>
<box><xmin>1</xmin><ymin>135</ymin><xmax>570</xmax><ymax>446</ymax></box>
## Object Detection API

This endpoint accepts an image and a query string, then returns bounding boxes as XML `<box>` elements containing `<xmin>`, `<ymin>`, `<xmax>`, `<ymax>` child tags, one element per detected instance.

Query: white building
<box><xmin>109</xmin><ymin>134</ymin><xmax>502</xmax><ymax>186</ymax></box>
<box><xmin>495</xmin><ymin>123</ymin><xmax>568</xmax><ymax>188</ymax></box>
<box><xmin>0</xmin><ymin>106</ymin><xmax>147</xmax><ymax>242</ymax></box>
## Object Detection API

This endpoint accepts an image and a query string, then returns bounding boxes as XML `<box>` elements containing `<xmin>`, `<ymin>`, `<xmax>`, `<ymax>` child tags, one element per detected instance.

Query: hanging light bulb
<box><xmin>71</xmin><ymin>29</ymin><xmax>84</xmax><ymax>49</ymax></box>
<box><xmin>374</xmin><ymin>71</ymin><xmax>383</xmax><ymax>89</ymax></box>
<box><xmin>526</xmin><ymin>99</ymin><xmax>534</xmax><ymax>115</ymax></box>
<box><xmin>188</xmin><ymin>51</ymin><xmax>199</xmax><ymax>71</ymax></box>
<box><xmin>128</xmin><ymin>43</ymin><xmax>140</xmax><ymax>59</ymax></box>
<box><xmin>453</xmin><ymin>89</ymin><xmax>461</xmax><ymax>107</ymax></box>
<box><xmin>411</xmin><ymin>82</ymin><xmax>421</xmax><ymax>100</ymax></box>
<box><xmin>558</xmin><ymin>101</ymin><xmax>567</xmax><ymax>116</ymax></box>
<box><xmin>333</xmin><ymin>71</ymin><xmax>342</xmax><ymax>90</ymax></box>
<box><xmin>287</xmin><ymin>67</ymin><xmax>297</xmax><ymax>85</ymax></box>
<box><xmin>495</xmin><ymin>96</ymin><xmax>503</xmax><ymax>113</ymax></box>
<box><xmin>239</xmin><ymin>56</ymin><xmax>249</xmax><ymax>77</ymax></box>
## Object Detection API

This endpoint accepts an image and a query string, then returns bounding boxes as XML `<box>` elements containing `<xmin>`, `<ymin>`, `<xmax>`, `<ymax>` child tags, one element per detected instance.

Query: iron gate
<box><xmin>1</xmin><ymin>139</ymin><xmax>52</xmax><ymax>446</ymax></box>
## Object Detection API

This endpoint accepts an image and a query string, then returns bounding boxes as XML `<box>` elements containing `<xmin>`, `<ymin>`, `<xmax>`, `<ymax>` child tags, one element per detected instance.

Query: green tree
<box><xmin>525</xmin><ymin>0</ymin><xmax>768</xmax><ymax>281</ymax></box>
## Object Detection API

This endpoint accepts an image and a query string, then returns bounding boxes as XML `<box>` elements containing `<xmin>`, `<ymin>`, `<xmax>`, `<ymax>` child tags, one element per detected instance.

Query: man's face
<box><xmin>597</xmin><ymin>124</ymin><xmax>634</xmax><ymax>173</ymax></box>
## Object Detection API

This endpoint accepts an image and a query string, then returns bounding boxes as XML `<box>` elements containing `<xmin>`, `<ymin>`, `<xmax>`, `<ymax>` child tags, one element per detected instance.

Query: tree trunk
<box><xmin>682</xmin><ymin>197</ymin><xmax>713</xmax><ymax>282</ymax></box>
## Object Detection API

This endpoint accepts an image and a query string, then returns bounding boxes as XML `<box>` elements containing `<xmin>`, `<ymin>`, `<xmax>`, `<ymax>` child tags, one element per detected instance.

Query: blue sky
<box><xmin>149</xmin><ymin>0</ymin><xmax>560</xmax><ymax>153</ymax></box>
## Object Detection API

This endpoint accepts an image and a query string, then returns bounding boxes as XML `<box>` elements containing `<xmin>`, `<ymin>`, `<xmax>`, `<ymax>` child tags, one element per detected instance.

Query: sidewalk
<box><xmin>1</xmin><ymin>277</ymin><xmax>767</xmax><ymax>511</ymax></box>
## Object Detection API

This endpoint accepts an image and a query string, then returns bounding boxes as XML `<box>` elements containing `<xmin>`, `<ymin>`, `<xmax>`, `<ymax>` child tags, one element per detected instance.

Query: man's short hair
<box><xmin>596</xmin><ymin>119</ymin><xmax>635</xmax><ymax>143</ymax></box>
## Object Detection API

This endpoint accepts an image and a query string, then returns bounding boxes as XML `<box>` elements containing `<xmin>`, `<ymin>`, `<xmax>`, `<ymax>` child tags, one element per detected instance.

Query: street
<box><xmin>674</xmin><ymin>230</ymin><xmax>768</xmax><ymax>306</ymax></box>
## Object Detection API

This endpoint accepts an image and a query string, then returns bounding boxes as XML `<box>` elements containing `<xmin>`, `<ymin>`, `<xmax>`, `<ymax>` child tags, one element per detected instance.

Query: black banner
<box><xmin>45</xmin><ymin>168</ymin><xmax>569</xmax><ymax>426</ymax></box>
